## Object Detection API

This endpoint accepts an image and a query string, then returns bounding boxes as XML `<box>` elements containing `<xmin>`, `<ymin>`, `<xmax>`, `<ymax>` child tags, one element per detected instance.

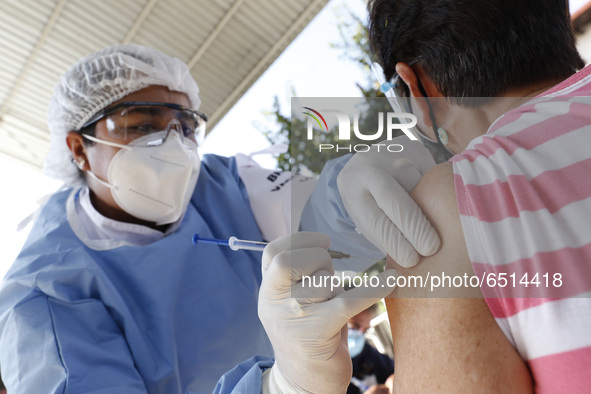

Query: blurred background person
<box><xmin>348</xmin><ymin>303</ymin><xmax>394</xmax><ymax>394</ymax></box>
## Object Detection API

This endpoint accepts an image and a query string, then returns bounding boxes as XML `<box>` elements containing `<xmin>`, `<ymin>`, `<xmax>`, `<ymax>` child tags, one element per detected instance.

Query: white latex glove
<box><xmin>336</xmin><ymin>136</ymin><xmax>441</xmax><ymax>267</ymax></box>
<box><xmin>259</xmin><ymin>232</ymin><xmax>396</xmax><ymax>394</ymax></box>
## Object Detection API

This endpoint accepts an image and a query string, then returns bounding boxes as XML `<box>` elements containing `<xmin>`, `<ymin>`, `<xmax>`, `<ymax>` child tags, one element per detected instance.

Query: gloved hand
<box><xmin>337</xmin><ymin>136</ymin><xmax>441</xmax><ymax>267</ymax></box>
<box><xmin>259</xmin><ymin>232</ymin><xmax>396</xmax><ymax>394</ymax></box>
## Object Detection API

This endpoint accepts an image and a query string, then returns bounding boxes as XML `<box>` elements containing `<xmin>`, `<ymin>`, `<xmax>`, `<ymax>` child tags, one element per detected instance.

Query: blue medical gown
<box><xmin>0</xmin><ymin>155</ymin><xmax>275</xmax><ymax>393</ymax></box>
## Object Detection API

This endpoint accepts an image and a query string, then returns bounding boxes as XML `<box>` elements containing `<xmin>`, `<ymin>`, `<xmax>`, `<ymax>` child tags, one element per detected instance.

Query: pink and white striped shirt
<box><xmin>452</xmin><ymin>65</ymin><xmax>591</xmax><ymax>392</ymax></box>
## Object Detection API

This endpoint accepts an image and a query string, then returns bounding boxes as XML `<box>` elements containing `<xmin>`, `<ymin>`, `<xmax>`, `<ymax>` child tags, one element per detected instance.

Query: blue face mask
<box><xmin>348</xmin><ymin>328</ymin><xmax>366</xmax><ymax>358</ymax></box>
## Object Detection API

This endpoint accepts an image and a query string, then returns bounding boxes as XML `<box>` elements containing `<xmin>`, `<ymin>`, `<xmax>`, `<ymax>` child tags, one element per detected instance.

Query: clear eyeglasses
<box><xmin>79</xmin><ymin>101</ymin><xmax>208</xmax><ymax>147</ymax></box>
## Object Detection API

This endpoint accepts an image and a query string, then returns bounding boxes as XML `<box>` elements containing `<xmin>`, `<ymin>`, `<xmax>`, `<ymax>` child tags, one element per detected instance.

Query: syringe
<box><xmin>192</xmin><ymin>234</ymin><xmax>372</xmax><ymax>260</ymax></box>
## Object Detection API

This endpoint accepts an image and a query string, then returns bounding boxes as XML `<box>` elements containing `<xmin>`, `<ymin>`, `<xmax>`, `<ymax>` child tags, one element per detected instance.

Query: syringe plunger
<box><xmin>228</xmin><ymin>236</ymin><xmax>267</xmax><ymax>251</ymax></box>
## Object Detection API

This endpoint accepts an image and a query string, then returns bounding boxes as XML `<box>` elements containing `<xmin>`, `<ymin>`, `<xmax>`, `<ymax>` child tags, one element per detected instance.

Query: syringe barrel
<box><xmin>193</xmin><ymin>234</ymin><xmax>229</xmax><ymax>247</ymax></box>
<box><xmin>228</xmin><ymin>236</ymin><xmax>268</xmax><ymax>251</ymax></box>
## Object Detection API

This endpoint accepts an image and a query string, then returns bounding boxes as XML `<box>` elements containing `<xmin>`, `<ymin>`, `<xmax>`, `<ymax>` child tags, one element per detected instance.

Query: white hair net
<box><xmin>44</xmin><ymin>44</ymin><xmax>201</xmax><ymax>187</ymax></box>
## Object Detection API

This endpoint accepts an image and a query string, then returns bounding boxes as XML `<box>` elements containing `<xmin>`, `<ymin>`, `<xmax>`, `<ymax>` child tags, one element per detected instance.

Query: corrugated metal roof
<box><xmin>0</xmin><ymin>0</ymin><xmax>329</xmax><ymax>169</ymax></box>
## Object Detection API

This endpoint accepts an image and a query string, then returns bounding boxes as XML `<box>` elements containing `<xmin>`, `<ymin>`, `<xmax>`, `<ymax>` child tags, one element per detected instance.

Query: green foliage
<box><xmin>330</xmin><ymin>4</ymin><xmax>373</xmax><ymax>71</ymax></box>
<box><xmin>261</xmin><ymin>96</ymin><xmax>293</xmax><ymax>172</ymax></box>
<box><xmin>261</xmin><ymin>3</ymin><xmax>397</xmax><ymax>174</ymax></box>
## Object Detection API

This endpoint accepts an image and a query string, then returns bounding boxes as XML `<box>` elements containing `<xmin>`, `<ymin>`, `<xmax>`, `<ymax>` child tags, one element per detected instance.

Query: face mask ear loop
<box><xmin>82</xmin><ymin>134</ymin><xmax>132</xmax><ymax>150</ymax></box>
<box><xmin>86</xmin><ymin>169</ymin><xmax>115</xmax><ymax>190</ymax></box>
<box><xmin>416</xmin><ymin>80</ymin><xmax>454</xmax><ymax>160</ymax></box>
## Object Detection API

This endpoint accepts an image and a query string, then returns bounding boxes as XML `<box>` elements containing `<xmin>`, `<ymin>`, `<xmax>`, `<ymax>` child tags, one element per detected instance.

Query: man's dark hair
<box><xmin>368</xmin><ymin>0</ymin><xmax>585</xmax><ymax>104</ymax></box>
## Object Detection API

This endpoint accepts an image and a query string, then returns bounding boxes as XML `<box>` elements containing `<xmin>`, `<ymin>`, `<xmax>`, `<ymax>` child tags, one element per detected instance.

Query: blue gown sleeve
<box><xmin>299</xmin><ymin>155</ymin><xmax>385</xmax><ymax>272</ymax></box>
<box><xmin>212</xmin><ymin>356</ymin><xmax>274</xmax><ymax>394</ymax></box>
<box><xmin>0</xmin><ymin>294</ymin><xmax>147</xmax><ymax>393</ymax></box>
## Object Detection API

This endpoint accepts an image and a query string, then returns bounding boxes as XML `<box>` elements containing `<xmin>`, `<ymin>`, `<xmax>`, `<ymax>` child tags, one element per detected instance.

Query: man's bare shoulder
<box><xmin>412</xmin><ymin>162</ymin><xmax>458</xmax><ymax>227</ymax></box>
<box><xmin>389</xmin><ymin>162</ymin><xmax>473</xmax><ymax>297</ymax></box>
<box><xmin>385</xmin><ymin>162</ymin><xmax>532</xmax><ymax>392</ymax></box>
<box><xmin>410</xmin><ymin>163</ymin><xmax>463</xmax><ymax>252</ymax></box>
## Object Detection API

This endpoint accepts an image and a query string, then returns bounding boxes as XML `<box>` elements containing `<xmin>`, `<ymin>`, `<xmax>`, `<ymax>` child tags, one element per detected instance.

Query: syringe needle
<box><xmin>327</xmin><ymin>250</ymin><xmax>378</xmax><ymax>260</ymax></box>
<box><xmin>193</xmin><ymin>234</ymin><xmax>376</xmax><ymax>261</ymax></box>
<box><xmin>327</xmin><ymin>250</ymin><xmax>350</xmax><ymax>259</ymax></box>
<box><xmin>345</xmin><ymin>254</ymin><xmax>381</xmax><ymax>261</ymax></box>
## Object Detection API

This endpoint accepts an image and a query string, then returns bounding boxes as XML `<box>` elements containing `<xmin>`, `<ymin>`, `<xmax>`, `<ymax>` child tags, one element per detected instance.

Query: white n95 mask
<box><xmin>84</xmin><ymin>131</ymin><xmax>200</xmax><ymax>225</ymax></box>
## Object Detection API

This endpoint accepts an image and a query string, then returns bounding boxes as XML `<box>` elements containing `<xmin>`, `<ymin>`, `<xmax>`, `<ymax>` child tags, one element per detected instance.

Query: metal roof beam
<box><xmin>121</xmin><ymin>0</ymin><xmax>159</xmax><ymax>44</ymax></box>
<box><xmin>208</xmin><ymin>0</ymin><xmax>327</xmax><ymax>124</ymax></box>
<box><xmin>0</xmin><ymin>0</ymin><xmax>68</xmax><ymax>121</ymax></box>
<box><xmin>187</xmin><ymin>0</ymin><xmax>246</xmax><ymax>69</ymax></box>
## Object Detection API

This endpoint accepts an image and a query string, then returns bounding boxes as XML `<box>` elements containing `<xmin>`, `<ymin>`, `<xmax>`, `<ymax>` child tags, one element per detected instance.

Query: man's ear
<box><xmin>66</xmin><ymin>131</ymin><xmax>89</xmax><ymax>171</ymax></box>
<box><xmin>395</xmin><ymin>63</ymin><xmax>441</xmax><ymax>129</ymax></box>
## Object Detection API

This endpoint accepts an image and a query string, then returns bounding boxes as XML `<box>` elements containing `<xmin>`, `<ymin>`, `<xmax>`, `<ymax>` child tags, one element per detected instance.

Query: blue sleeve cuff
<box><xmin>213</xmin><ymin>356</ymin><xmax>274</xmax><ymax>394</ymax></box>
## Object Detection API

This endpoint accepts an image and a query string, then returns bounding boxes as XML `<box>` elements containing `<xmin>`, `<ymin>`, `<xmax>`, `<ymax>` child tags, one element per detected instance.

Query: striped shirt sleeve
<box><xmin>451</xmin><ymin>65</ymin><xmax>591</xmax><ymax>392</ymax></box>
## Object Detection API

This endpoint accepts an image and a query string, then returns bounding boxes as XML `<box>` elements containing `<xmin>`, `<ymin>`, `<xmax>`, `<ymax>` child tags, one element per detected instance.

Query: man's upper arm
<box><xmin>385</xmin><ymin>162</ymin><xmax>533</xmax><ymax>393</ymax></box>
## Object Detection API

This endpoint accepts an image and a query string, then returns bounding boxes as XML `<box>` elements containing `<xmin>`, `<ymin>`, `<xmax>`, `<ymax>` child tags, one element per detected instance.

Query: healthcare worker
<box><xmin>0</xmin><ymin>44</ymin><xmax>437</xmax><ymax>393</ymax></box>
